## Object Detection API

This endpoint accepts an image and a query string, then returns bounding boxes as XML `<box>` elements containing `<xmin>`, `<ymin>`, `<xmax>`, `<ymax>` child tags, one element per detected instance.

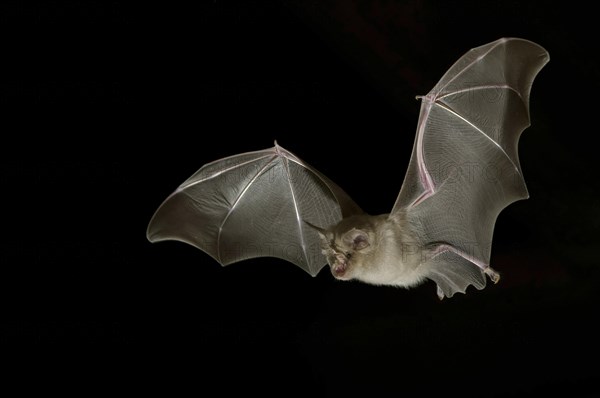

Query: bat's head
<box><xmin>311</xmin><ymin>216</ymin><xmax>377</xmax><ymax>281</ymax></box>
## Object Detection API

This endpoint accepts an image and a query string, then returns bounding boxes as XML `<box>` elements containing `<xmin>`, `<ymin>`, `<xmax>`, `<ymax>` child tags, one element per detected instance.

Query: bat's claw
<box><xmin>484</xmin><ymin>267</ymin><xmax>501</xmax><ymax>284</ymax></box>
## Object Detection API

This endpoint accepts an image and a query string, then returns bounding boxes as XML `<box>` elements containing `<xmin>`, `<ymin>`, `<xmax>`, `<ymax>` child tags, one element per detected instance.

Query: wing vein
<box><xmin>280</xmin><ymin>153</ymin><xmax>310</xmax><ymax>268</ymax></box>
<box><xmin>285</xmin><ymin>156</ymin><xmax>352</xmax><ymax>217</ymax></box>
<box><xmin>216</xmin><ymin>155</ymin><xmax>278</xmax><ymax>263</ymax></box>
<box><xmin>177</xmin><ymin>154</ymin><xmax>273</xmax><ymax>191</ymax></box>
<box><xmin>436</xmin><ymin>40</ymin><xmax>504</xmax><ymax>96</ymax></box>
<box><xmin>434</xmin><ymin>101</ymin><xmax>521</xmax><ymax>174</ymax></box>
<box><xmin>437</xmin><ymin>84</ymin><xmax>523</xmax><ymax>103</ymax></box>
<box><xmin>409</xmin><ymin>101</ymin><xmax>436</xmax><ymax>208</ymax></box>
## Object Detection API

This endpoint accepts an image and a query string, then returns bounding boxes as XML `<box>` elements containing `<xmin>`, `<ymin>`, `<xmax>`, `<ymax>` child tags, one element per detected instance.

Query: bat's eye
<box><xmin>345</xmin><ymin>252</ymin><xmax>353</xmax><ymax>259</ymax></box>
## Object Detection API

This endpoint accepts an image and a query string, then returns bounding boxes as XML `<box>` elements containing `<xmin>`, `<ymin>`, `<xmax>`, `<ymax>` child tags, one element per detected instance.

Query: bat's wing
<box><xmin>391</xmin><ymin>38</ymin><xmax>549</xmax><ymax>297</ymax></box>
<box><xmin>147</xmin><ymin>142</ymin><xmax>362</xmax><ymax>276</ymax></box>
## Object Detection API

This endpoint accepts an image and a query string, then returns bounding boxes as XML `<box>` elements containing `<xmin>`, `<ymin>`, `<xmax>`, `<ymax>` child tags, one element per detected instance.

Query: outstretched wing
<box><xmin>391</xmin><ymin>38</ymin><xmax>549</xmax><ymax>297</ymax></box>
<box><xmin>147</xmin><ymin>142</ymin><xmax>362</xmax><ymax>276</ymax></box>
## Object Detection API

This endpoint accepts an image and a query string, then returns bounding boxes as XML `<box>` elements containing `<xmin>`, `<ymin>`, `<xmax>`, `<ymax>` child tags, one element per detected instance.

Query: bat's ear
<box><xmin>303</xmin><ymin>220</ymin><xmax>328</xmax><ymax>242</ymax></box>
<box><xmin>343</xmin><ymin>229</ymin><xmax>370</xmax><ymax>251</ymax></box>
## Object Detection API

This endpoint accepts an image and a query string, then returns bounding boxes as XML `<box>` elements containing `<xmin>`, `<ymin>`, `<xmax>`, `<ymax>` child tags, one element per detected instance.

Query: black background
<box><xmin>3</xmin><ymin>0</ymin><xmax>599</xmax><ymax>395</ymax></box>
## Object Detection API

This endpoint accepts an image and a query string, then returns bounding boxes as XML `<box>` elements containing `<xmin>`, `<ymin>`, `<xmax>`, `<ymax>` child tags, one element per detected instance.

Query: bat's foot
<box><xmin>436</xmin><ymin>285</ymin><xmax>445</xmax><ymax>300</ymax></box>
<box><xmin>484</xmin><ymin>267</ymin><xmax>501</xmax><ymax>284</ymax></box>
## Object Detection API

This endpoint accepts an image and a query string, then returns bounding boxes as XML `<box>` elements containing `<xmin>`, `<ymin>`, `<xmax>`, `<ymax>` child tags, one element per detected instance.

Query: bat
<box><xmin>147</xmin><ymin>38</ymin><xmax>549</xmax><ymax>299</ymax></box>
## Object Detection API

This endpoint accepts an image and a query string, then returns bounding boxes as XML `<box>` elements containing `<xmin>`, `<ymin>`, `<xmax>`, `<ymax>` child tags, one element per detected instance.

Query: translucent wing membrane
<box><xmin>147</xmin><ymin>143</ymin><xmax>361</xmax><ymax>276</ymax></box>
<box><xmin>392</xmin><ymin>38</ymin><xmax>549</xmax><ymax>297</ymax></box>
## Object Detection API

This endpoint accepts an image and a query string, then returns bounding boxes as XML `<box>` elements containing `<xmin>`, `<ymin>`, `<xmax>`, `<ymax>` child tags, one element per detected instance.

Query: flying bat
<box><xmin>147</xmin><ymin>38</ymin><xmax>549</xmax><ymax>299</ymax></box>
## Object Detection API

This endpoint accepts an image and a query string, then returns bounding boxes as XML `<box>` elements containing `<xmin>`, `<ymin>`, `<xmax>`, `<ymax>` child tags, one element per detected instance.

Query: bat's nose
<box><xmin>330</xmin><ymin>260</ymin><xmax>348</xmax><ymax>279</ymax></box>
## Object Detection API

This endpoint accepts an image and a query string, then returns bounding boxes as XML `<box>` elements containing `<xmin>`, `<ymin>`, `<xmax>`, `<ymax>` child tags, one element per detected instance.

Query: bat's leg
<box><xmin>428</xmin><ymin>243</ymin><xmax>499</xmax><ymax>282</ymax></box>
<box><xmin>436</xmin><ymin>285</ymin><xmax>445</xmax><ymax>300</ymax></box>
<box><xmin>484</xmin><ymin>267</ymin><xmax>500</xmax><ymax>284</ymax></box>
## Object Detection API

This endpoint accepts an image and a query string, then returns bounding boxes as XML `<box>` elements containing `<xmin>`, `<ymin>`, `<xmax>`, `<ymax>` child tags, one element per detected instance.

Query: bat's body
<box><xmin>319</xmin><ymin>213</ymin><xmax>423</xmax><ymax>286</ymax></box>
<box><xmin>147</xmin><ymin>38</ymin><xmax>549</xmax><ymax>298</ymax></box>
<box><xmin>322</xmin><ymin>212</ymin><xmax>499</xmax><ymax>299</ymax></box>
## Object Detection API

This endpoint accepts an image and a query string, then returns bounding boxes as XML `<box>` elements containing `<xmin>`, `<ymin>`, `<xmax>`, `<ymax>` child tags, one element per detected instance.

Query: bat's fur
<box><xmin>318</xmin><ymin>212</ymin><xmax>429</xmax><ymax>288</ymax></box>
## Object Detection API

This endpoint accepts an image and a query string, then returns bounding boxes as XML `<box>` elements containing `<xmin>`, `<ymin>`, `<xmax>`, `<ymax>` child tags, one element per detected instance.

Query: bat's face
<box><xmin>318</xmin><ymin>227</ymin><xmax>372</xmax><ymax>281</ymax></box>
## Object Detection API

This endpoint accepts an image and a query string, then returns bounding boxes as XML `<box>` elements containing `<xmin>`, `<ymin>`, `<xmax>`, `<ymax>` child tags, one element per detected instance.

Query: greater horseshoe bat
<box><xmin>147</xmin><ymin>38</ymin><xmax>549</xmax><ymax>299</ymax></box>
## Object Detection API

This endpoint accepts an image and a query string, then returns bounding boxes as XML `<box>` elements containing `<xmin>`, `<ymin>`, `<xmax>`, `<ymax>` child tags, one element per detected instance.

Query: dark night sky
<box><xmin>2</xmin><ymin>0</ymin><xmax>599</xmax><ymax>395</ymax></box>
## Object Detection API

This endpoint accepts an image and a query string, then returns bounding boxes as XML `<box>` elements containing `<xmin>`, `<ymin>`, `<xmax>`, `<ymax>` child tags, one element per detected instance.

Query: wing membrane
<box><xmin>391</xmin><ymin>38</ymin><xmax>549</xmax><ymax>296</ymax></box>
<box><xmin>147</xmin><ymin>143</ymin><xmax>361</xmax><ymax>276</ymax></box>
